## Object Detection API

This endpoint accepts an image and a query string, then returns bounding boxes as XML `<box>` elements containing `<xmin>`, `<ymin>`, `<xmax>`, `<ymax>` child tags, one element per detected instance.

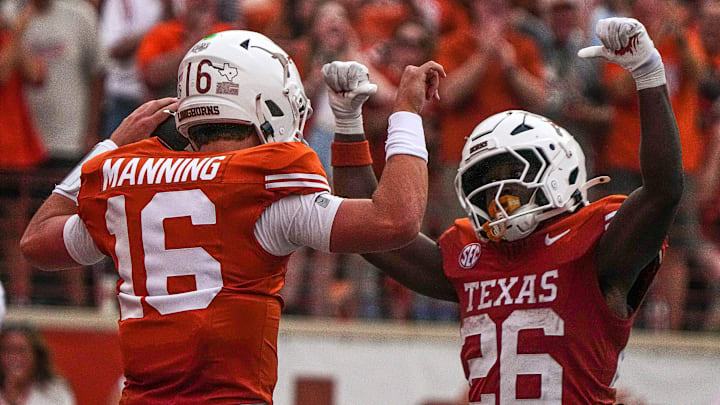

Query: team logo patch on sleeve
<box><xmin>459</xmin><ymin>243</ymin><xmax>482</xmax><ymax>269</ymax></box>
<box><xmin>314</xmin><ymin>195</ymin><xmax>330</xmax><ymax>208</ymax></box>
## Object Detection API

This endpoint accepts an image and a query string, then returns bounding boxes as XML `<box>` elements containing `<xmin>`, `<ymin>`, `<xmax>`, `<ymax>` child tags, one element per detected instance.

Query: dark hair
<box><xmin>0</xmin><ymin>323</ymin><xmax>56</xmax><ymax>386</ymax></box>
<box><xmin>187</xmin><ymin>123</ymin><xmax>257</xmax><ymax>148</ymax></box>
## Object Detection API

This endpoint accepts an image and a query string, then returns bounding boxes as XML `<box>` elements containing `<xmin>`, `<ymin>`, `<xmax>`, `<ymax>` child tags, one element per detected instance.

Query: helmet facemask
<box><xmin>456</xmin><ymin>148</ymin><xmax>551</xmax><ymax>242</ymax></box>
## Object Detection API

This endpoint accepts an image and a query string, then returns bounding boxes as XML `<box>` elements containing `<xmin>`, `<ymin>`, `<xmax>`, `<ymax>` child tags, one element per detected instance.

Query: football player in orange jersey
<box><xmin>330</xmin><ymin>18</ymin><xmax>683</xmax><ymax>404</ymax></box>
<box><xmin>19</xmin><ymin>30</ymin><xmax>444</xmax><ymax>404</ymax></box>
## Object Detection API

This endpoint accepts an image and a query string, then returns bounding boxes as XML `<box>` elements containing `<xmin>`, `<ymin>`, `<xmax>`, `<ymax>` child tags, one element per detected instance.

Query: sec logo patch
<box><xmin>459</xmin><ymin>243</ymin><xmax>481</xmax><ymax>269</ymax></box>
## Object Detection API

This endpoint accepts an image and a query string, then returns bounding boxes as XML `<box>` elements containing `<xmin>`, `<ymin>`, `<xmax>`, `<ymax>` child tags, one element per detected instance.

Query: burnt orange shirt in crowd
<box><xmin>435</xmin><ymin>0</ymin><xmax>472</xmax><ymax>35</ymax></box>
<box><xmin>137</xmin><ymin>20</ymin><xmax>234</xmax><ymax>81</ymax></box>
<box><xmin>435</xmin><ymin>28</ymin><xmax>543</xmax><ymax>164</ymax></box>
<box><xmin>355</xmin><ymin>2</ymin><xmax>410</xmax><ymax>50</ymax></box>
<box><xmin>602</xmin><ymin>30</ymin><xmax>706</xmax><ymax>174</ymax></box>
<box><xmin>0</xmin><ymin>32</ymin><xmax>46</xmax><ymax>169</ymax></box>
<box><xmin>78</xmin><ymin>138</ymin><xmax>329</xmax><ymax>404</ymax></box>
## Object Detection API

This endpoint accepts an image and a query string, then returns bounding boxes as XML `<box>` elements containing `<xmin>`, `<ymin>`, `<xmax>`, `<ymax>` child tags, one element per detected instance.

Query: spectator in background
<box><xmin>0</xmin><ymin>1</ymin><xmax>45</xmax><ymax>170</ymax></box>
<box><xmin>434</xmin><ymin>0</ymin><xmax>547</xmax><ymax>221</ymax></box>
<box><xmin>539</xmin><ymin>0</ymin><xmax>613</xmax><ymax>175</ymax></box>
<box><xmin>4</xmin><ymin>0</ymin><xmax>104</xmax><ymax>163</ymax></box>
<box><xmin>0</xmin><ymin>2</ymin><xmax>45</xmax><ymax>306</ymax></box>
<box><xmin>600</xmin><ymin>0</ymin><xmax>708</xmax><ymax>329</ymax></box>
<box><xmin>0</xmin><ymin>324</ymin><xmax>75</xmax><ymax>405</ymax></box>
<box><xmin>136</xmin><ymin>0</ymin><xmax>234</xmax><ymax>100</ymax></box>
<box><xmin>354</xmin><ymin>0</ymin><xmax>415</xmax><ymax>51</ymax></box>
<box><xmin>99</xmin><ymin>0</ymin><xmax>166</xmax><ymax>138</ymax></box>
<box><xmin>3</xmin><ymin>0</ymin><xmax>105</xmax><ymax>307</ymax></box>
<box><xmin>510</xmin><ymin>0</ymin><xmax>553</xmax><ymax>47</ymax></box>
<box><xmin>218</xmin><ymin>0</ymin><xmax>239</xmax><ymax>24</ymax></box>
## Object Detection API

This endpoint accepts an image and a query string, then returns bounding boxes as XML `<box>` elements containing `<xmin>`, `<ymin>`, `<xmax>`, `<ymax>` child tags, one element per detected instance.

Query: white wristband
<box><xmin>385</xmin><ymin>111</ymin><xmax>427</xmax><ymax>162</ymax></box>
<box><xmin>53</xmin><ymin>139</ymin><xmax>118</xmax><ymax>204</ymax></box>
<box><xmin>334</xmin><ymin>116</ymin><xmax>364</xmax><ymax>135</ymax></box>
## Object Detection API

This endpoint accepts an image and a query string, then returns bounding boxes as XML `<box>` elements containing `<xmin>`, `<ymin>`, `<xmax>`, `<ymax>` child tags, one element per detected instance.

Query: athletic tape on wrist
<box><xmin>52</xmin><ymin>140</ymin><xmax>118</xmax><ymax>204</ymax></box>
<box><xmin>334</xmin><ymin>116</ymin><xmax>364</xmax><ymax>135</ymax></box>
<box><xmin>331</xmin><ymin>141</ymin><xmax>373</xmax><ymax>167</ymax></box>
<box><xmin>631</xmin><ymin>49</ymin><xmax>666</xmax><ymax>90</ymax></box>
<box><xmin>634</xmin><ymin>63</ymin><xmax>666</xmax><ymax>90</ymax></box>
<box><xmin>385</xmin><ymin>111</ymin><xmax>427</xmax><ymax>162</ymax></box>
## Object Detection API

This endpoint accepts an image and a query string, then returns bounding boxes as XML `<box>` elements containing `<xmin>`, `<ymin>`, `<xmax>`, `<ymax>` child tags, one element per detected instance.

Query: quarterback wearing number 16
<box><xmin>331</xmin><ymin>18</ymin><xmax>683</xmax><ymax>404</ymax></box>
<box><xmin>20</xmin><ymin>30</ymin><xmax>444</xmax><ymax>404</ymax></box>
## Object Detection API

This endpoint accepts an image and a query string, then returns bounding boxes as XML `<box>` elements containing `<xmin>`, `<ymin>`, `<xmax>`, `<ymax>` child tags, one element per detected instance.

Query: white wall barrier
<box><xmin>276</xmin><ymin>318</ymin><xmax>720</xmax><ymax>405</ymax></box>
<box><xmin>6</xmin><ymin>308</ymin><xmax>720</xmax><ymax>405</ymax></box>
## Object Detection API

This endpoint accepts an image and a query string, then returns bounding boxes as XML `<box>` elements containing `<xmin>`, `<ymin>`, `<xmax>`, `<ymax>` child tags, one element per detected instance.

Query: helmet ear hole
<box><xmin>536</xmin><ymin>189</ymin><xmax>549</xmax><ymax>206</ymax></box>
<box><xmin>265</xmin><ymin>100</ymin><xmax>284</xmax><ymax>117</ymax></box>
<box><xmin>569</xmin><ymin>167</ymin><xmax>579</xmax><ymax>185</ymax></box>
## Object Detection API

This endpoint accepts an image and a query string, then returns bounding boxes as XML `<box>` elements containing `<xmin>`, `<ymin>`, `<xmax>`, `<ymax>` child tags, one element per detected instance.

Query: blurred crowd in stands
<box><xmin>1</xmin><ymin>0</ymin><xmax>720</xmax><ymax>331</ymax></box>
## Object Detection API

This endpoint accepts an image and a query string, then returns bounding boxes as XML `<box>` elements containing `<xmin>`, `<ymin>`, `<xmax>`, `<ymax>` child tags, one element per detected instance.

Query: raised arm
<box><xmin>579</xmin><ymin>18</ymin><xmax>684</xmax><ymax>316</ymax></box>
<box><xmin>325</xmin><ymin>61</ymin><xmax>457</xmax><ymax>301</ymax></box>
<box><xmin>20</xmin><ymin>98</ymin><xmax>178</xmax><ymax>270</ymax></box>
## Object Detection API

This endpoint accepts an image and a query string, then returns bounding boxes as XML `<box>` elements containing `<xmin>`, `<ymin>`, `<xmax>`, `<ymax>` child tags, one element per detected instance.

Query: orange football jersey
<box><xmin>438</xmin><ymin>196</ymin><xmax>664</xmax><ymax>404</ymax></box>
<box><xmin>77</xmin><ymin>138</ymin><xmax>330</xmax><ymax>405</ymax></box>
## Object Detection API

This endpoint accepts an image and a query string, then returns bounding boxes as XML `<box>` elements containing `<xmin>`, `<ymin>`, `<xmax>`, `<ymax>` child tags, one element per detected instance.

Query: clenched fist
<box><xmin>322</xmin><ymin>61</ymin><xmax>378</xmax><ymax>134</ymax></box>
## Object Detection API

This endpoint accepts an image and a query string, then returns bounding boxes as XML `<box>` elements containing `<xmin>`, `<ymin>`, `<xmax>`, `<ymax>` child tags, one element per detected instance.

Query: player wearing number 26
<box><xmin>20</xmin><ymin>31</ymin><xmax>445</xmax><ymax>404</ymax></box>
<box><xmin>331</xmin><ymin>18</ymin><xmax>683</xmax><ymax>404</ymax></box>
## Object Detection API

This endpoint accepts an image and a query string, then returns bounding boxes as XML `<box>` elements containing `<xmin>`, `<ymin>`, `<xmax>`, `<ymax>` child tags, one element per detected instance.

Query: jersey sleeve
<box><xmin>63</xmin><ymin>214</ymin><xmax>106</xmax><ymax>265</ymax></box>
<box><xmin>261</xmin><ymin>143</ymin><xmax>331</xmax><ymax>197</ymax></box>
<box><xmin>598</xmin><ymin>195</ymin><xmax>625</xmax><ymax>232</ymax></box>
<box><xmin>254</xmin><ymin>192</ymin><xmax>343</xmax><ymax>255</ymax></box>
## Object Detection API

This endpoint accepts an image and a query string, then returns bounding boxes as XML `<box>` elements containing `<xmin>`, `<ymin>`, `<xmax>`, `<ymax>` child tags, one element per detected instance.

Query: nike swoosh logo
<box><xmin>545</xmin><ymin>229</ymin><xmax>571</xmax><ymax>246</ymax></box>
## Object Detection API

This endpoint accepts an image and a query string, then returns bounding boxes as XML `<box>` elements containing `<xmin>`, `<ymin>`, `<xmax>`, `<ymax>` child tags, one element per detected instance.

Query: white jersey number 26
<box><xmin>461</xmin><ymin>308</ymin><xmax>564</xmax><ymax>404</ymax></box>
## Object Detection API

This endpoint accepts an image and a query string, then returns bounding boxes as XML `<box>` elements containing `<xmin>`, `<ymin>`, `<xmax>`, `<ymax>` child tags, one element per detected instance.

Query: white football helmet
<box><xmin>175</xmin><ymin>30</ymin><xmax>312</xmax><ymax>143</ymax></box>
<box><xmin>455</xmin><ymin>110</ymin><xmax>608</xmax><ymax>242</ymax></box>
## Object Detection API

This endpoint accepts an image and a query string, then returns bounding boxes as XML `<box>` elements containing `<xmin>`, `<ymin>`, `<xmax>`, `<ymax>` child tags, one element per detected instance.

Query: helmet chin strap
<box><xmin>483</xmin><ymin>202</ymin><xmax>540</xmax><ymax>242</ymax></box>
<box><xmin>255</xmin><ymin>94</ymin><xmax>274</xmax><ymax>143</ymax></box>
<box><xmin>482</xmin><ymin>195</ymin><xmax>523</xmax><ymax>242</ymax></box>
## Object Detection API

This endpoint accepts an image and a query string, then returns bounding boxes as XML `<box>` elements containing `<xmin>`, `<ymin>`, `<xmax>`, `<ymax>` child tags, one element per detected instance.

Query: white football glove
<box><xmin>322</xmin><ymin>61</ymin><xmax>378</xmax><ymax>134</ymax></box>
<box><xmin>578</xmin><ymin>17</ymin><xmax>665</xmax><ymax>90</ymax></box>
